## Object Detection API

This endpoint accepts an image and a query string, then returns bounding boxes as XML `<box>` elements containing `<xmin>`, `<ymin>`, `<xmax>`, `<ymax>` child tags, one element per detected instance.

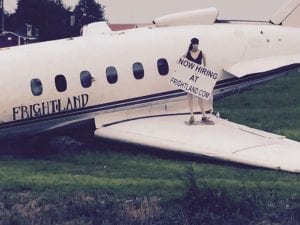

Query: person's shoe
<box><xmin>201</xmin><ymin>116</ymin><xmax>215</xmax><ymax>125</ymax></box>
<box><xmin>189</xmin><ymin>115</ymin><xmax>195</xmax><ymax>124</ymax></box>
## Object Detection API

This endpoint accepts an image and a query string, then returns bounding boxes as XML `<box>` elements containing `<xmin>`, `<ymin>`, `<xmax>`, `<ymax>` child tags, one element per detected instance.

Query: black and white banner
<box><xmin>169</xmin><ymin>57</ymin><xmax>220</xmax><ymax>100</ymax></box>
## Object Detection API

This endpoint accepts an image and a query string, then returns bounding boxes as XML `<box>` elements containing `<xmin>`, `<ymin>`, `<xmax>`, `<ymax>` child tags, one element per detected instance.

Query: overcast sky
<box><xmin>5</xmin><ymin>0</ymin><xmax>286</xmax><ymax>23</ymax></box>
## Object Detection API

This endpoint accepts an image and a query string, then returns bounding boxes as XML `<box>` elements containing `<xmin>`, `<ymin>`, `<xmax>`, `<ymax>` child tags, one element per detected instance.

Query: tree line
<box><xmin>4</xmin><ymin>0</ymin><xmax>105</xmax><ymax>41</ymax></box>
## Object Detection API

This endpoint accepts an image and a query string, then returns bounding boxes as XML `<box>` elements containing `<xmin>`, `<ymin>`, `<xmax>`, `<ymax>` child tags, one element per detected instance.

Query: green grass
<box><xmin>215</xmin><ymin>73</ymin><xmax>300</xmax><ymax>141</ymax></box>
<box><xmin>0</xmin><ymin>149</ymin><xmax>299</xmax><ymax>198</ymax></box>
<box><xmin>0</xmin><ymin>73</ymin><xmax>300</xmax><ymax>224</ymax></box>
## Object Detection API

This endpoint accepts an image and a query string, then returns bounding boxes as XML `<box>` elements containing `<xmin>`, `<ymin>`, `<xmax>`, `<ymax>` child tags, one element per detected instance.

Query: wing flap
<box><xmin>225</xmin><ymin>55</ymin><xmax>300</xmax><ymax>78</ymax></box>
<box><xmin>94</xmin><ymin>115</ymin><xmax>300</xmax><ymax>173</ymax></box>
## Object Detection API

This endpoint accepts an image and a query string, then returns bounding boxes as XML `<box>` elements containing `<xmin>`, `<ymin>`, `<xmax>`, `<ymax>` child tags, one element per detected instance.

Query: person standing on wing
<box><xmin>185</xmin><ymin>38</ymin><xmax>214</xmax><ymax>125</ymax></box>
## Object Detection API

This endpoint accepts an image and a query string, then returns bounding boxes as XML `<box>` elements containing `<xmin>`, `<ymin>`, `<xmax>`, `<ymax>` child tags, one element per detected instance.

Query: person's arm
<box><xmin>177</xmin><ymin>53</ymin><xmax>187</xmax><ymax>63</ymax></box>
<box><xmin>202</xmin><ymin>52</ymin><xmax>206</xmax><ymax>67</ymax></box>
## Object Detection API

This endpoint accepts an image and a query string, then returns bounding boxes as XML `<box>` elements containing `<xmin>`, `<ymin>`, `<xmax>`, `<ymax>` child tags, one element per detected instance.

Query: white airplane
<box><xmin>0</xmin><ymin>1</ymin><xmax>300</xmax><ymax>173</ymax></box>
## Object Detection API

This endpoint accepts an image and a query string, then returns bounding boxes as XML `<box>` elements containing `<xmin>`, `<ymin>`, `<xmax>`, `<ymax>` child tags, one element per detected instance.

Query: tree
<box><xmin>8</xmin><ymin>0</ymin><xmax>72</xmax><ymax>41</ymax></box>
<box><xmin>73</xmin><ymin>0</ymin><xmax>105</xmax><ymax>35</ymax></box>
<box><xmin>5</xmin><ymin>0</ymin><xmax>105</xmax><ymax>41</ymax></box>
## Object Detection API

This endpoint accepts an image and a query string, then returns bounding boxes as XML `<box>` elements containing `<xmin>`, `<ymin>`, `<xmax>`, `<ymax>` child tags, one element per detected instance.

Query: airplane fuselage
<box><xmin>0</xmin><ymin>23</ymin><xmax>300</xmax><ymax>140</ymax></box>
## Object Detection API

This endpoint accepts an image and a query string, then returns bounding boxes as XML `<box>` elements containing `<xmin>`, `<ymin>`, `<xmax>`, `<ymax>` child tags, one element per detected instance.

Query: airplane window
<box><xmin>80</xmin><ymin>71</ymin><xmax>93</xmax><ymax>88</ymax></box>
<box><xmin>132</xmin><ymin>62</ymin><xmax>144</xmax><ymax>80</ymax></box>
<box><xmin>31</xmin><ymin>78</ymin><xmax>43</xmax><ymax>96</ymax></box>
<box><xmin>55</xmin><ymin>75</ymin><xmax>67</xmax><ymax>92</ymax></box>
<box><xmin>157</xmin><ymin>58</ymin><xmax>169</xmax><ymax>76</ymax></box>
<box><xmin>106</xmin><ymin>66</ymin><xmax>118</xmax><ymax>84</ymax></box>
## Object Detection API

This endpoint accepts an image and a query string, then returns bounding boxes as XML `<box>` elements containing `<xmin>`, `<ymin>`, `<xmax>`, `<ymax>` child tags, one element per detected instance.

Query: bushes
<box><xmin>1</xmin><ymin>165</ymin><xmax>298</xmax><ymax>225</ymax></box>
<box><xmin>0</xmin><ymin>192</ymin><xmax>162</xmax><ymax>225</ymax></box>
<box><xmin>176</xmin><ymin>165</ymin><xmax>300</xmax><ymax>225</ymax></box>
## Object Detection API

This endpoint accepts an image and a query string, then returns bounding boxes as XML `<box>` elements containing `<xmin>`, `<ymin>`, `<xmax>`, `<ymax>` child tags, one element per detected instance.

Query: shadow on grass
<box><xmin>0</xmin><ymin>130</ymin><xmax>260</xmax><ymax>173</ymax></box>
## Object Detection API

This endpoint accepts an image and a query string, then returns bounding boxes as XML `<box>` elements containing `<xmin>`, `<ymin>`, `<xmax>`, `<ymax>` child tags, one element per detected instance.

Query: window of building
<box><xmin>157</xmin><ymin>58</ymin><xmax>169</xmax><ymax>76</ymax></box>
<box><xmin>55</xmin><ymin>75</ymin><xmax>67</xmax><ymax>92</ymax></box>
<box><xmin>106</xmin><ymin>66</ymin><xmax>118</xmax><ymax>84</ymax></box>
<box><xmin>31</xmin><ymin>78</ymin><xmax>43</xmax><ymax>96</ymax></box>
<box><xmin>80</xmin><ymin>71</ymin><xmax>93</xmax><ymax>88</ymax></box>
<box><xmin>132</xmin><ymin>62</ymin><xmax>144</xmax><ymax>80</ymax></box>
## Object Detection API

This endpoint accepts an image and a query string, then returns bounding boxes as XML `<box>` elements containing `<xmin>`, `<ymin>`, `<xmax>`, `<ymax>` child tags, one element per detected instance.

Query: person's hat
<box><xmin>191</xmin><ymin>38</ymin><xmax>199</xmax><ymax>44</ymax></box>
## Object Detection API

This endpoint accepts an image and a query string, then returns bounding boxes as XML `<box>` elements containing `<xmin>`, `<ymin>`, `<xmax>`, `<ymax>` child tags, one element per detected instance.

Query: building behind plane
<box><xmin>0</xmin><ymin>31</ymin><xmax>37</xmax><ymax>48</ymax></box>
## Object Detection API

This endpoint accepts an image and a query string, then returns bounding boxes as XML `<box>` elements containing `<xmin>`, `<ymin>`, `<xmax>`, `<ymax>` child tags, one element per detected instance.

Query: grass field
<box><xmin>215</xmin><ymin>73</ymin><xmax>300</xmax><ymax>141</ymax></box>
<box><xmin>0</xmin><ymin>73</ymin><xmax>300</xmax><ymax>225</ymax></box>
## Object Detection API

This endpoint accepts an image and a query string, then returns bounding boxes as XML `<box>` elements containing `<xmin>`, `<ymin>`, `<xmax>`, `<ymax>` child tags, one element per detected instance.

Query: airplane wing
<box><xmin>224</xmin><ymin>54</ymin><xmax>300</xmax><ymax>78</ymax></box>
<box><xmin>94</xmin><ymin>102</ymin><xmax>300</xmax><ymax>173</ymax></box>
<box><xmin>270</xmin><ymin>0</ymin><xmax>300</xmax><ymax>26</ymax></box>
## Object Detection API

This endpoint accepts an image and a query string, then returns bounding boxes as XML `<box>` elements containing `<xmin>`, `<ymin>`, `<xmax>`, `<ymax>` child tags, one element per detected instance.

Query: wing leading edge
<box><xmin>224</xmin><ymin>54</ymin><xmax>300</xmax><ymax>78</ymax></box>
<box><xmin>94</xmin><ymin>115</ymin><xmax>300</xmax><ymax>173</ymax></box>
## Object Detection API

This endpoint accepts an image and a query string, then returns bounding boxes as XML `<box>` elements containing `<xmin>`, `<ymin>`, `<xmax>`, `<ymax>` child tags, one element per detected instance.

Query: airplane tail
<box><xmin>270</xmin><ymin>0</ymin><xmax>300</xmax><ymax>27</ymax></box>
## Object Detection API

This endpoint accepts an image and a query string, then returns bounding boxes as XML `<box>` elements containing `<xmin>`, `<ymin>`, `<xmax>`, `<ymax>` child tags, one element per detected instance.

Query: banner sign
<box><xmin>169</xmin><ymin>57</ymin><xmax>220</xmax><ymax>100</ymax></box>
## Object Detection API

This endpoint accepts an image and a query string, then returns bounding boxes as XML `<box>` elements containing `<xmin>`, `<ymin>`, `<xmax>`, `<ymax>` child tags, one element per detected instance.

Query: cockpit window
<box><xmin>80</xmin><ymin>71</ymin><xmax>93</xmax><ymax>88</ymax></box>
<box><xmin>132</xmin><ymin>62</ymin><xmax>144</xmax><ymax>80</ymax></box>
<box><xmin>31</xmin><ymin>78</ymin><xmax>43</xmax><ymax>96</ymax></box>
<box><xmin>157</xmin><ymin>58</ymin><xmax>169</xmax><ymax>76</ymax></box>
<box><xmin>106</xmin><ymin>66</ymin><xmax>118</xmax><ymax>84</ymax></box>
<box><xmin>55</xmin><ymin>75</ymin><xmax>67</xmax><ymax>92</ymax></box>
